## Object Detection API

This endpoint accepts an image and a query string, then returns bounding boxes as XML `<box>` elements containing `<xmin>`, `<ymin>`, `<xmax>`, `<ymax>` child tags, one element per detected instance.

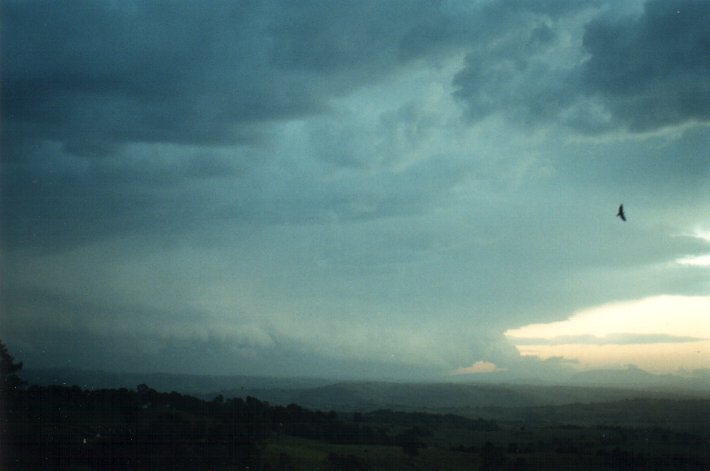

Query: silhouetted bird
<box><xmin>616</xmin><ymin>204</ymin><xmax>626</xmax><ymax>221</ymax></box>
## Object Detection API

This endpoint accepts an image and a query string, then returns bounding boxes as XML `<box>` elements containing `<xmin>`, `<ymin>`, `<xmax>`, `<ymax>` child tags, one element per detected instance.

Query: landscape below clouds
<box><xmin>6</xmin><ymin>346</ymin><xmax>710</xmax><ymax>470</ymax></box>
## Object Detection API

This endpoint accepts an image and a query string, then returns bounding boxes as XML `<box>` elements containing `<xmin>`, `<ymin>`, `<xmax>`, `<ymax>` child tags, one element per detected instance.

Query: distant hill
<box><xmin>256</xmin><ymin>380</ymin><xmax>701</xmax><ymax>413</ymax></box>
<box><xmin>283</xmin><ymin>381</ymin><xmax>609</xmax><ymax>411</ymax></box>
<box><xmin>23</xmin><ymin>367</ymin><xmax>709</xmax><ymax>415</ymax></box>
<box><xmin>569</xmin><ymin>366</ymin><xmax>710</xmax><ymax>391</ymax></box>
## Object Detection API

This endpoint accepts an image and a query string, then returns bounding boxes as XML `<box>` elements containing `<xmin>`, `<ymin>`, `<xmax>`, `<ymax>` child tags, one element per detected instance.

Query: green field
<box><xmin>261</xmin><ymin>417</ymin><xmax>710</xmax><ymax>471</ymax></box>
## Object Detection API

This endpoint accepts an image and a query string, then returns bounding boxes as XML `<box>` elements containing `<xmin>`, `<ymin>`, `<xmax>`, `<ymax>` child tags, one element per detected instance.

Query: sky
<box><xmin>1</xmin><ymin>0</ymin><xmax>709</xmax><ymax>382</ymax></box>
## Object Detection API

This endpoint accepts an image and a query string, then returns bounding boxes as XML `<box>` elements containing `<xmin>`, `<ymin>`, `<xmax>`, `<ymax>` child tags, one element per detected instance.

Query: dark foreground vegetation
<box><xmin>2</xmin><ymin>343</ymin><xmax>709</xmax><ymax>470</ymax></box>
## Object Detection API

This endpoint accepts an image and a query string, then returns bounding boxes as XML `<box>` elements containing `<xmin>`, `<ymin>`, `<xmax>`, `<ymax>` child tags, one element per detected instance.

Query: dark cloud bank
<box><xmin>4</xmin><ymin>0</ymin><xmax>707</xmax><ymax>158</ymax></box>
<box><xmin>3</xmin><ymin>0</ymin><xmax>708</xmax><ymax>249</ymax></box>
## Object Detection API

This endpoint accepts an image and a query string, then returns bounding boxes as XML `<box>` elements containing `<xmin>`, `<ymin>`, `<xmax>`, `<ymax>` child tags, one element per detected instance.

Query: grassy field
<box><xmin>260</xmin><ymin>403</ymin><xmax>710</xmax><ymax>471</ymax></box>
<box><xmin>263</xmin><ymin>435</ymin><xmax>478</xmax><ymax>470</ymax></box>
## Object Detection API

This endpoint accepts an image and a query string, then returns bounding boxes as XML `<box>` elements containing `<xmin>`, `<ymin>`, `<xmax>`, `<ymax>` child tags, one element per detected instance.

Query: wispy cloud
<box><xmin>510</xmin><ymin>333</ymin><xmax>706</xmax><ymax>346</ymax></box>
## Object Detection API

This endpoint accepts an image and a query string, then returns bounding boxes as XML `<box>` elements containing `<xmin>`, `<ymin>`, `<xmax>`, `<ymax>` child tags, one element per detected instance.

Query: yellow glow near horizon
<box><xmin>677</xmin><ymin>254</ymin><xmax>710</xmax><ymax>267</ymax></box>
<box><xmin>505</xmin><ymin>295</ymin><xmax>710</xmax><ymax>373</ymax></box>
<box><xmin>516</xmin><ymin>342</ymin><xmax>708</xmax><ymax>373</ymax></box>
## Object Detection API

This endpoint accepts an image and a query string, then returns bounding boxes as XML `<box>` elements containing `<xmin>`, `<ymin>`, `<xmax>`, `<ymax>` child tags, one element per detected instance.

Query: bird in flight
<box><xmin>616</xmin><ymin>204</ymin><xmax>626</xmax><ymax>221</ymax></box>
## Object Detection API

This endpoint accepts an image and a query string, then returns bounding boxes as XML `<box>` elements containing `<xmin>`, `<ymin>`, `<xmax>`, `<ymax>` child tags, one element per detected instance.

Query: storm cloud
<box><xmin>1</xmin><ymin>0</ymin><xmax>708</xmax><ymax>379</ymax></box>
<box><xmin>2</xmin><ymin>0</ymin><xmax>462</xmax><ymax>157</ymax></box>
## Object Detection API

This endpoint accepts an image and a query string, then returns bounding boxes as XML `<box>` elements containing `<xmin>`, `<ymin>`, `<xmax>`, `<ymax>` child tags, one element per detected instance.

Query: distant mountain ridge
<box><xmin>22</xmin><ymin>366</ymin><xmax>709</xmax><ymax>415</ymax></box>
<box><xmin>569</xmin><ymin>365</ymin><xmax>710</xmax><ymax>390</ymax></box>
<box><xmin>265</xmin><ymin>380</ymin><xmax>704</xmax><ymax>413</ymax></box>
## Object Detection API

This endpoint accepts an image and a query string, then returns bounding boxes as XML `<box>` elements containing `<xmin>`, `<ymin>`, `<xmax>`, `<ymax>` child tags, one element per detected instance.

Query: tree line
<box><xmin>0</xmin><ymin>340</ymin><xmax>448</xmax><ymax>469</ymax></box>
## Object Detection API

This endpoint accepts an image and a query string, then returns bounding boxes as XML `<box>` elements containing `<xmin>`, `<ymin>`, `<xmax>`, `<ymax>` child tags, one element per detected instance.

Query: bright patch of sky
<box><xmin>506</xmin><ymin>295</ymin><xmax>710</xmax><ymax>373</ymax></box>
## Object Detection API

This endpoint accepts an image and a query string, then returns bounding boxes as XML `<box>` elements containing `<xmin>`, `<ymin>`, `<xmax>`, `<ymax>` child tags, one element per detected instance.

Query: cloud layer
<box><xmin>2</xmin><ymin>0</ymin><xmax>709</xmax><ymax>379</ymax></box>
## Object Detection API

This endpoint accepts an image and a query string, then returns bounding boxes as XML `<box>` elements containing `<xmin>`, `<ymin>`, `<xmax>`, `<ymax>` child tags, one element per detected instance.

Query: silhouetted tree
<box><xmin>1</xmin><ymin>341</ymin><xmax>27</xmax><ymax>470</ymax></box>
<box><xmin>0</xmin><ymin>340</ymin><xmax>25</xmax><ymax>392</ymax></box>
